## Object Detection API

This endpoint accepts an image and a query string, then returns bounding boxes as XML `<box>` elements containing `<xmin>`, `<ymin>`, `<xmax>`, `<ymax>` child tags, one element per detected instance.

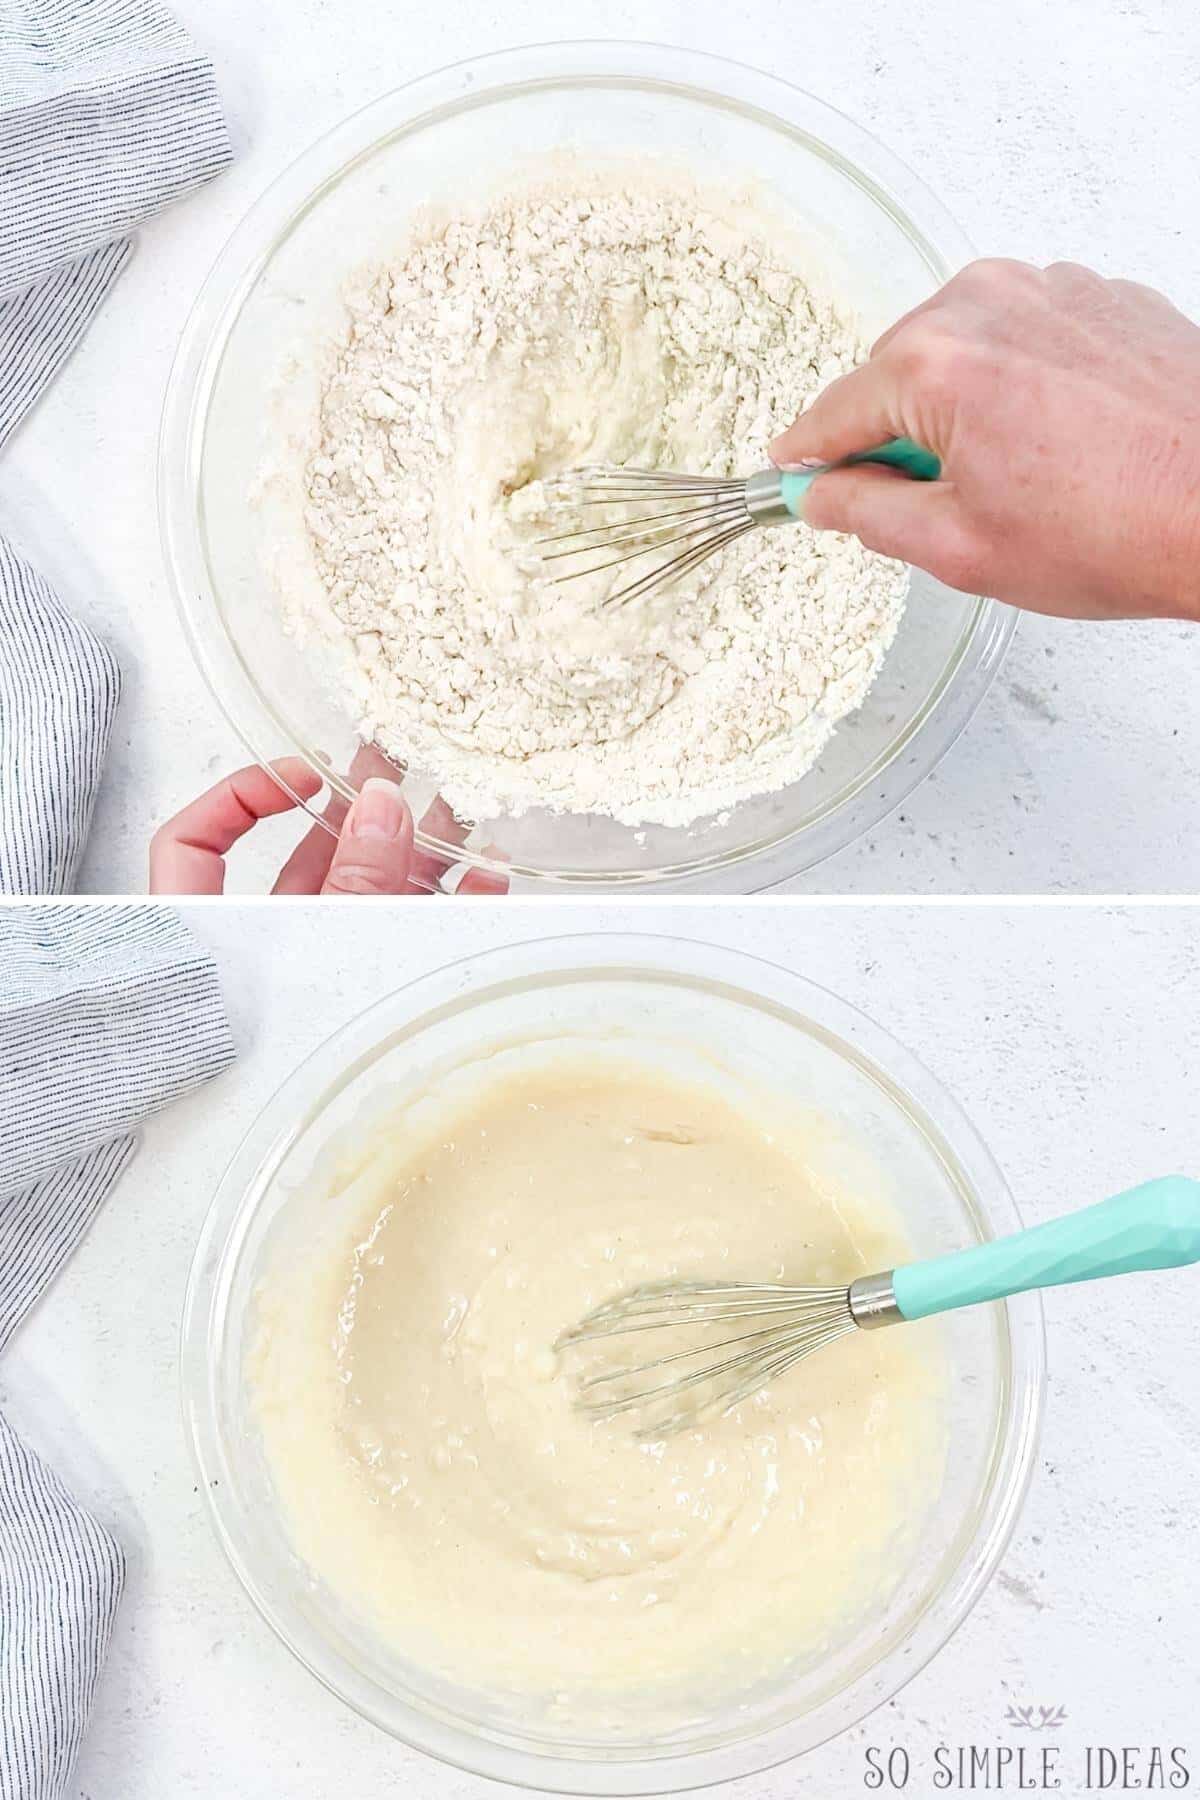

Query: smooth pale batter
<box><xmin>249</xmin><ymin>1057</ymin><xmax>947</xmax><ymax>1716</ymax></box>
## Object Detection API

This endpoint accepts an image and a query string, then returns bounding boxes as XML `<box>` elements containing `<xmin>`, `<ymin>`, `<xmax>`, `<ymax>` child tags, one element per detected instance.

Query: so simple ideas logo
<box><xmin>862</xmin><ymin>1707</ymin><xmax>1190</xmax><ymax>1792</ymax></box>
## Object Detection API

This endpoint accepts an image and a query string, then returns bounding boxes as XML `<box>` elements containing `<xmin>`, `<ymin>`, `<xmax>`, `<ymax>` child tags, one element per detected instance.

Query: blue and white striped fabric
<box><xmin>0</xmin><ymin>1414</ymin><xmax>125</xmax><ymax>1800</ymax></box>
<box><xmin>0</xmin><ymin>0</ymin><xmax>232</xmax><ymax>446</ymax></box>
<box><xmin>0</xmin><ymin>0</ymin><xmax>233</xmax><ymax>894</ymax></box>
<box><xmin>0</xmin><ymin>538</ymin><xmax>123</xmax><ymax>898</ymax></box>
<box><xmin>0</xmin><ymin>907</ymin><xmax>235</xmax><ymax>1800</ymax></box>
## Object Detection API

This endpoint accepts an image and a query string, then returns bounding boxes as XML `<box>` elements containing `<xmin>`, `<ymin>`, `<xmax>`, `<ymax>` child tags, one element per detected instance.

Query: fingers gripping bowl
<box><xmin>160</xmin><ymin>42</ymin><xmax>1014</xmax><ymax>893</ymax></box>
<box><xmin>181</xmin><ymin>937</ymin><xmax>1044</xmax><ymax>1793</ymax></box>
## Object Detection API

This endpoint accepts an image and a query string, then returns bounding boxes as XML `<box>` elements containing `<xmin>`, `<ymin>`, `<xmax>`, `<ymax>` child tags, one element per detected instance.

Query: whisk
<box><xmin>556</xmin><ymin>1176</ymin><xmax>1200</xmax><ymax>1438</ymax></box>
<box><xmin>536</xmin><ymin>436</ymin><xmax>940</xmax><ymax>607</ymax></box>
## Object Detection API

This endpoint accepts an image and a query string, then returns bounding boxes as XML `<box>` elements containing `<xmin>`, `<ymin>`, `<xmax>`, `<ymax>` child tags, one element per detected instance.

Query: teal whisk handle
<box><xmin>774</xmin><ymin>436</ymin><xmax>941</xmax><ymax>519</ymax></box>
<box><xmin>846</xmin><ymin>437</ymin><xmax>941</xmax><ymax>479</ymax></box>
<box><xmin>887</xmin><ymin>1176</ymin><xmax>1200</xmax><ymax>1322</ymax></box>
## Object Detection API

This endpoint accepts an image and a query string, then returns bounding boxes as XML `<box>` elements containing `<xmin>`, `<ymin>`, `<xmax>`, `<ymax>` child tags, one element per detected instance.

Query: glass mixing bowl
<box><xmin>182</xmin><ymin>935</ymin><xmax>1044</xmax><ymax>1792</ymax></box>
<box><xmin>160</xmin><ymin>41</ymin><xmax>1014</xmax><ymax>893</ymax></box>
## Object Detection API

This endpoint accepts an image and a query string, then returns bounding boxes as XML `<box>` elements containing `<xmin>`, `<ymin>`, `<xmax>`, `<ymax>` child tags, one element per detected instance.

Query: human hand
<box><xmin>769</xmin><ymin>259</ymin><xmax>1200</xmax><ymax>621</ymax></box>
<box><xmin>148</xmin><ymin>757</ymin><xmax>510</xmax><ymax>896</ymax></box>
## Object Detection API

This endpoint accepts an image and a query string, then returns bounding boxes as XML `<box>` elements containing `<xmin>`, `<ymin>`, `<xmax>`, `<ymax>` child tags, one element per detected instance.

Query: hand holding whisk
<box><xmin>555</xmin><ymin>1176</ymin><xmax>1200</xmax><ymax>1438</ymax></box>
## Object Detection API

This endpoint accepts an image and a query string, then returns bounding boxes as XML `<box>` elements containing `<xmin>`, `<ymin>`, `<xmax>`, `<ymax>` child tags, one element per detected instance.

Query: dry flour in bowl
<box><xmin>287</xmin><ymin>168</ymin><xmax>909</xmax><ymax>828</ymax></box>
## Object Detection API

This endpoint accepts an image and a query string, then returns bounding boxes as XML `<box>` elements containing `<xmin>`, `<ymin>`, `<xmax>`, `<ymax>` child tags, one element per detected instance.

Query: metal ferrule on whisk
<box><xmin>848</xmin><ymin>1271</ymin><xmax>903</xmax><ymax>1328</ymax></box>
<box><xmin>742</xmin><ymin>467</ymin><xmax>794</xmax><ymax>526</ymax></box>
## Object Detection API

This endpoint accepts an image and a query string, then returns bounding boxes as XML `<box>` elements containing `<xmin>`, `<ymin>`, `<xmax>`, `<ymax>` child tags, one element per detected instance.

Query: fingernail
<box><xmin>771</xmin><ymin>454</ymin><xmax>828</xmax><ymax>470</ymax></box>
<box><xmin>348</xmin><ymin>777</ymin><xmax>406</xmax><ymax>840</ymax></box>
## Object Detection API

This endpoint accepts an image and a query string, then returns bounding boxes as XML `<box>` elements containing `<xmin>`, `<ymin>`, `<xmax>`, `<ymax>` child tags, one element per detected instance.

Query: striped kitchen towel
<box><xmin>0</xmin><ymin>906</ymin><xmax>235</xmax><ymax>1800</ymax></box>
<box><xmin>0</xmin><ymin>0</ymin><xmax>233</xmax><ymax>445</ymax></box>
<box><xmin>0</xmin><ymin>0</ymin><xmax>233</xmax><ymax>893</ymax></box>
<box><xmin>0</xmin><ymin>537</ymin><xmax>122</xmax><ymax>898</ymax></box>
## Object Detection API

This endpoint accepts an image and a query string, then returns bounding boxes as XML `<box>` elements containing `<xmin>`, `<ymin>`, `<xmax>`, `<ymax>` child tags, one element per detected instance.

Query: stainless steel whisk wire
<box><xmin>535</xmin><ymin>467</ymin><xmax>788</xmax><ymax>609</ymax></box>
<box><xmin>534</xmin><ymin>441</ymin><xmax>943</xmax><ymax>607</ymax></box>
<box><xmin>555</xmin><ymin>1274</ymin><xmax>897</xmax><ymax>1439</ymax></box>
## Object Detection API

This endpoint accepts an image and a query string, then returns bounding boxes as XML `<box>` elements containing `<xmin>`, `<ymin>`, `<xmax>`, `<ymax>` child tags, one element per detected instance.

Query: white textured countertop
<box><xmin>4</xmin><ymin>901</ymin><xmax>1198</xmax><ymax>1796</ymax></box>
<box><xmin>3</xmin><ymin>0</ymin><xmax>1198</xmax><ymax>894</ymax></box>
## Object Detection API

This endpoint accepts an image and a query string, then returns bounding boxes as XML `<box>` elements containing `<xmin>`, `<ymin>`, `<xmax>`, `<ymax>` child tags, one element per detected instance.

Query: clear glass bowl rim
<box><xmin>158</xmin><ymin>39</ymin><xmax>1017</xmax><ymax>894</ymax></box>
<box><xmin>180</xmin><ymin>931</ymin><xmax>1045</xmax><ymax>1794</ymax></box>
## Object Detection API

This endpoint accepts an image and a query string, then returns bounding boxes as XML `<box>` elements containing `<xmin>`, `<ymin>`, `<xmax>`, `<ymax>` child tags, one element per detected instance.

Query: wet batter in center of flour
<box><xmin>280</xmin><ymin>170</ymin><xmax>910</xmax><ymax>828</ymax></box>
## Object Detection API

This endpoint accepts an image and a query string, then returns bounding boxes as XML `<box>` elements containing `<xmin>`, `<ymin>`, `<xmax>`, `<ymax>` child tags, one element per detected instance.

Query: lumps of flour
<box><xmin>296</xmin><ymin>173</ymin><xmax>909</xmax><ymax>828</ymax></box>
